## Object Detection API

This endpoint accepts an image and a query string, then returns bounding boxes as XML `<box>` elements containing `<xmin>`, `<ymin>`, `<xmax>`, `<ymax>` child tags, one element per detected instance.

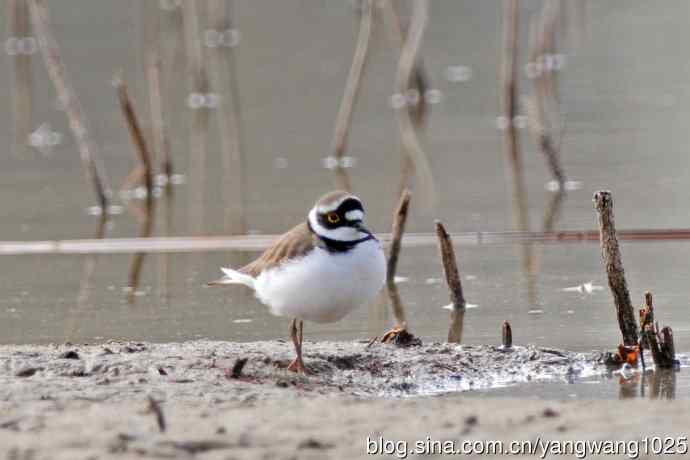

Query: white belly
<box><xmin>253</xmin><ymin>239</ymin><xmax>386</xmax><ymax>323</ymax></box>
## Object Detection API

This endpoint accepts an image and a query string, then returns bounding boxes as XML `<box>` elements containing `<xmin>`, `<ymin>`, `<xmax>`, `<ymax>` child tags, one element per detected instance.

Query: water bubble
<box><xmin>445</xmin><ymin>65</ymin><xmax>473</xmax><ymax>83</ymax></box>
<box><xmin>17</xmin><ymin>37</ymin><xmax>37</xmax><ymax>55</ymax></box>
<box><xmin>512</xmin><ymin>115</ymin><xmax>528</xmax><ymax>130</ymax></box>
<box><xmin>46</xmin><ymin>131</ymin><xmax>62</xmax><ymax>147</ymax></box>
<box><xmin>233</xmin><ymin>318</ymin><xmax>253</xmax><ymax>324</ymax></box>
<box><xmin>4</xmin><ymin>37</ymin><xmax>36</xmax><ymax>56</ymax></box>
<box><xmin>273</xmin><ymin>157</ymin><xmax>288</xmax><ymax>169</ymax></box>
<box><xmin>204</xmin><ymin>29</ymin><xmax>222</xmax><ymax>48</ymax></box>
<box><xmin>28</xmin><ymin>123</ymin><xmax>62</xmax><ymax>155</ymax></box>
<box><xmin>524</xmin><ymin>61</ymin><xmax>542</xmax><ymax>79</ymax></box>
<box><xmin>545</xmin><ymin>180</ymin><xmax>583</xmax><ymax>192</ymax></box>
<box><xmin>155</xmin><ymin>174</ymin><xmax>169</xmax><ymax>187</ymax></box>
<box><xmin>134</xmin><ymin>186</ymin><xmax>148</xmax><ymax>200</ymax></box>
<box><xmin>340</xmin><ymin>156</ymin><xmax>357</xmax><ymax>168</ymax></box>
<box><xmin>321</xmin><ymin>156</ymin><xmax>338</xmax><ymax>170</ymax></box>
<box><xmin>187</xmin><ymin>92</ymin><xmax>219</xmax><ymax>109</ymax></box>
<box><xmin>394</xmin><ymin>276</ymin><xmax>409</xmax><ymax>284</ymax></box>
<box><xmin>4</xmin><ymin>37</ymin><xmax>18</xmax><ymax>56</ymax></box>
<box><xmin>108</xmin><ymin>205</ymin><xmax>124</xmax><ymax>215</ymax></box>
<box><xmin>153</xmin><ymin>187</ymin><xmax>163</xmax><ymax>198</ymax></box>
<box><xmin>204</xmin><ymin>92</ymin><xmax>220</xmax><ymax>109</ymax></box>
<box><xmin>86</xmin><ymin>206</ymin><xmax>103</xmax><ymax>216</ymax></box>
<box><xmin>425</xmin><ymin>278</ymin><xmax>442</xmax><ymax>285</ymax></box>
<box><xmin>159</xmin><ymin>0</ymin><xmax>181</xmax><ymax>10</ymax></box>
<box><xmin>390</xmin><ymin>93</ymin><xmax>406</xmax><ymax>109</ymax></box>
<box><xmin>495</xmin><ymin>115</ymin><xmax>510</xmax><ymax>130</ymax></box>
<box><xmin>424</xmin><ymin>89</ymin><xmax>443</xmax><ymax>104</ymax></box>
<box><xmin>170</xmin><ymin>174</ymin><xmax>186</xmax><ymax>185</ymax></box>
<box><xmin>187</xmin><ymin>92</ymin><xmax>205</xmax><ymax>109</ymax></box>
<box><xmin>222</xmin><ymin>29</ymin><xmax>241</xmax><ymax>47</ymax></box>
<box><xmin>405</xmin><ymin>88</ymin><xmax>420</xmax><ymax>106</ymax></box>
<box><xmin>552</xmin><ymin>53</ymin><xmax>566</xmax><ymax>70</ymax></box>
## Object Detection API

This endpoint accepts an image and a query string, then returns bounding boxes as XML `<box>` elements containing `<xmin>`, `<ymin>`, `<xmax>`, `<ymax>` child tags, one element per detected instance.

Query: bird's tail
<box><xmin>207</xmin><ymin>267</ymin><xmax>256</xmax><ymax>289</ymax></box>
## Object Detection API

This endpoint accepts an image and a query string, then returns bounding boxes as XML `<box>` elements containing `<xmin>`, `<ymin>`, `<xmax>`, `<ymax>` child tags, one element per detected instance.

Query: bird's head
<box><xmin>307</xmin><ymin>190</ymin><xmax>372</xmax><ymax>242</ymax></box>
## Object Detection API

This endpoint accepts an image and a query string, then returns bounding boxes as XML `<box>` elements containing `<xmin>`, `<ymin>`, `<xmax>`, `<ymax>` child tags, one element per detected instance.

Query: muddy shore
<box><xmin>1</xmin><ymin>340</ymin><xmax>686</xmax><ymax>459</ymax></box>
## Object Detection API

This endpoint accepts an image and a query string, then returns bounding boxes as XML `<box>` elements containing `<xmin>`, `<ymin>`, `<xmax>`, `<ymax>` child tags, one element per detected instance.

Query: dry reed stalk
<box><xmin>393</xmin><ymin>0</ymin><xmax>437</xmax><ymax>210</ymax></box>
<box><xmin>8</xmin><ymin>0</ymin><xmax>33</xmax><ymax>156</ymax></box>
<box><xmin>147</xmin><ymin>36</ymin><xmax>172</xmax><ymax>183</ymax></box>
<box><xmin>116</xmin><ymin>78</ymin><xmax>155</xmax><ymax>304</ymax></box>
<box><xmin>329</xmin><ymin>0</ymin><xmax>374</xmax><ymax>192</ymax></box>
<box><xmin>381</xmin><ymin>0</ymin><xmax>430</xmax><ymax>203</ymax></box>
<box><xmin>386</xmin><ymin>189</ymin><xmax>411</xmax><ymax>329</ymax></box>
<box><xmin>182</xmin><ymin>0</ymin><xmax>209</xmax><ymax>235</ymax></box>
<box><xmin>208</xmin><ymin>0</ymin><xmax>247</xmax><ymax>234</ymax></box>
<box><xmin>28</xmin><ymin>0</ymin><xmax>111</xmax><ymax>213</ymax></box>
<box><xmin>502</xmin><ymin>0</ymin><xmax>536</xmax><ymax>304</ymax></box>
<box><xmin>147</xmin><ymin>55</ymin><xmax>173</xmax><ymax>303</ymax></box>
<box><xmin>528</xmin><ymin>2</ymin><xmax>567</xmax><ymax>193</ymax></box>
<box><xmin>435</xmin><ymin>221</ymin><xmax>466</xmax><ymax>343</ymax></box>
<box><xmin>502</xmin><ymin>0</ymin><xmax>528</xmax><ymax>235</ymax></box>
<box><xmin>593</xmin><ymin>190</ymin><xmax>638</xmax><ymax>346</ymax></box>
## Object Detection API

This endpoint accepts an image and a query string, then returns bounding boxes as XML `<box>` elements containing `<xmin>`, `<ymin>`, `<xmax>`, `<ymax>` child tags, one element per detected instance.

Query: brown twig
<box><xmin>593</xmin><ymin>190</ymin><xmax>638</xmax><ymax>346</ymax></box>
<box><xmin>435</xmin><ymin>221</ymin><xmax>466</xmax><ymax>343</ymax></box>
<box><xmin>393</xmin><ymin>0</ymin><xmax>437</xmax><ymax>209</ymax></box>
<box><xmin>330</xmin><ymin>0</ymin><xmax>374</xmax><ymax>192</ymax></box>
<box><xmin>116</xmin><ymin>78</ymin><xmax>155</xmax><ymax>304</ymax></box>
<box><xmin>386</xmin><ymin>190</ymin><xmax>411</xmax><ymax>329</ymax></box>
<box><xmin>28</xmin><ymin>0</ymin><xmax>111</xmax><ymax>213</ymax></box>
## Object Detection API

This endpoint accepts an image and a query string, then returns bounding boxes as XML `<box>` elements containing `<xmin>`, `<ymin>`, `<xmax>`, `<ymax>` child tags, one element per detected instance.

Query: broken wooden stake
<box><xmin>640</xmin><ymin>292</ymin><xmax>677</xmax><ymax>369</ymax></box>
<box><xmin>228</xmin><ymin>357</ymin><xmax>248</xmax><ymax>379</ymax></box>
<box><xmin>593</xmin><ymin>190</ymin><xmax>638</xmax><ymax>346</ymax></box>
<box><xmin>502</xmin><ymin>321</ymin><xmax>512</xmax><ymax>349</ymax></box>
<box><xmin>435</xmin><ymin>220</ymin><xmax>466</xmax><ymax>343</ymax></box>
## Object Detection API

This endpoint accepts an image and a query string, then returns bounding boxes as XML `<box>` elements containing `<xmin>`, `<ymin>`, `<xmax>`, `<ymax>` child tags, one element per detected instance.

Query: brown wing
<box><xmin>239</xmin><ymin>222</ymin><xmax>316</xmax><ymax>277</ymax></box>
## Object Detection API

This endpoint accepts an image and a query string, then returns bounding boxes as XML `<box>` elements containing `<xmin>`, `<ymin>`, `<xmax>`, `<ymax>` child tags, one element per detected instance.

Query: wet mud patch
<box><xmin>0</xmin><ymin>340</ymin><xmax>605</xmax><ymax>402</ymax></box>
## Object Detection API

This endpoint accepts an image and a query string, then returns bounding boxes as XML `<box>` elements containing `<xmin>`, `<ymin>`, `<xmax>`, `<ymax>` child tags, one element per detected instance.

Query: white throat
<box><xmin>308</xmin><ymin>208</ymin><xmax>368</xmax><ymax>242</ymax></box>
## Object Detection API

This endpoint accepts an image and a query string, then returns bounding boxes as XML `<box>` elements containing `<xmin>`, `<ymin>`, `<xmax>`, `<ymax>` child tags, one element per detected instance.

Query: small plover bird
<box><xmin>209</xmin><ymin>191</ymin><xmax>386</xmax><ymax>372</ymax></box>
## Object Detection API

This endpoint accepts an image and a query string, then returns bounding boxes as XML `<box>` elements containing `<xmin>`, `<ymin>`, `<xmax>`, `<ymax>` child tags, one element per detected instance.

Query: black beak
<box><xmin>352</xmin><ymin>221</ymin><xmax>372</xmax><ymax>236</ymax></box>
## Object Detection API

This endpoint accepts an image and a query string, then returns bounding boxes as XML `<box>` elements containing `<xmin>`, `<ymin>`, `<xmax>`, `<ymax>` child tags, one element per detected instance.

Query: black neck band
<box><xmin>307</xmin><ymin>220</ymin><xmax>375</xmax><ymax>253</ymax></box>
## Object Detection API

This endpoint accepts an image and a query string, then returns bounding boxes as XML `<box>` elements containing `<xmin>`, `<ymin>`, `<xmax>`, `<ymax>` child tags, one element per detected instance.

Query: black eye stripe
<box><xmin>316</xmin><ymin>198</ymin><xmax>363</xmax><ymax>229</ymax></box>
<box><xmin>336</xmin><ymin>198</ymin><xmax>363</xmax><ymax>214</ymax></box>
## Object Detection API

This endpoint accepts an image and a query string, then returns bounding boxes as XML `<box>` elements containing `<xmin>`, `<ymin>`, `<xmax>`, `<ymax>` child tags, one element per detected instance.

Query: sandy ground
<box><xmin>0</xmin><ymin>340</ymin><xmax>687</xmax><ymax>459</ymax></box>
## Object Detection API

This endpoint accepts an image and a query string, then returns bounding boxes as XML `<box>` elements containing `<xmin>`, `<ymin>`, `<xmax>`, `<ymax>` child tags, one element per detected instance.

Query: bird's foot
<box><xmin>287</xmin><ymin>357</ymin><xmax>310</xmax><ymax>374</ymax></box>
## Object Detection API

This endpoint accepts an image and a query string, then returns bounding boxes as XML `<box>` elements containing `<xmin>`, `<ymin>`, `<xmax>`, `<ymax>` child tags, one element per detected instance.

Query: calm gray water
<box><xmin>1</xmin><ymin>1</ymin><xmax>690</xmax><ymax>397</ymax></box>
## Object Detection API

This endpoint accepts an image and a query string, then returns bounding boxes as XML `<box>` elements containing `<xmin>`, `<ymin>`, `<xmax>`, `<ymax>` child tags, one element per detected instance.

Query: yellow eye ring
<box><xmin>327</xmin><ymin>213</ymin><xmax>340</xmax><ymax>224</ymax></box>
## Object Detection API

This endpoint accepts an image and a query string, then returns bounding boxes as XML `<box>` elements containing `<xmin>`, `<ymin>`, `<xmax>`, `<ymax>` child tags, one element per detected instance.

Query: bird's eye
<box><xmin>327</xmin><ymin>213</ymin><xmax>340</xmax><ymax>224</ymax></box>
